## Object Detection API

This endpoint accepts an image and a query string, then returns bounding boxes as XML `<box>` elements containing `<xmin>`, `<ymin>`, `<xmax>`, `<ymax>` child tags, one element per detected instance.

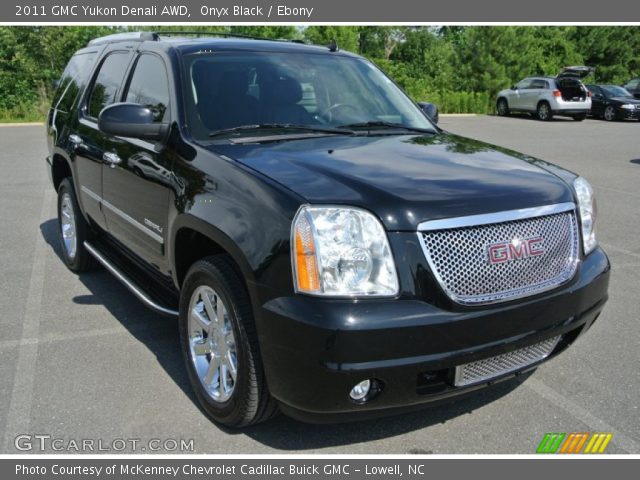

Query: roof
<box><xmin>87</xmin><ymin>31</ymin><xmax>357</xmax><ymax>57</ymax></box>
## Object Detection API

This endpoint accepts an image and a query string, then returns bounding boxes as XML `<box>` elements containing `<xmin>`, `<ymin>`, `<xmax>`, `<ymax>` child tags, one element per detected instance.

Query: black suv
<box><xmin>46</xmin><ymin>32</ymin><xmax>610</xmax><ymax>427</ymax></box>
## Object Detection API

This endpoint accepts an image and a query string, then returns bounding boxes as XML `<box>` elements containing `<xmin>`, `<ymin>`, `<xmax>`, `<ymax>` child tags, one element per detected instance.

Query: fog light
<box><xmin>349</xmin><ymin>379</ymin><xmax>371</xmax><ymax>401</ymax></box>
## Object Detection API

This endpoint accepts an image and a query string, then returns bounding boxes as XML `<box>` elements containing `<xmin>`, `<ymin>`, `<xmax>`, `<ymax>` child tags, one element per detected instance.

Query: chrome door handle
<box><xmin>69</xmin><ymin>134</ymin><xmax>82</xmax><ymax>146</ymax></box>
<box><xmin>103</xmin><ymin>152</ymin><xmax>122</xmax><ymax>168</ymax></box>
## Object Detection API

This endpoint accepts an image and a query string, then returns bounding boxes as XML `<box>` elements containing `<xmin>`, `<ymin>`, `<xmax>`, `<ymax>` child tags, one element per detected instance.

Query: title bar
<box><xmin>5</xmin><ymin>0</ymin><xmax>640</xmax><ymax>23</ymax></box>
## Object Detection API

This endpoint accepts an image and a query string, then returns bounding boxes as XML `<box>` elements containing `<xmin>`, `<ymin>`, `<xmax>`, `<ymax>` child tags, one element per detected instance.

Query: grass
<box><xmin>0</xmin><ymin>106</ymin><xmax>45</xmax><ymax>123</ymax></box>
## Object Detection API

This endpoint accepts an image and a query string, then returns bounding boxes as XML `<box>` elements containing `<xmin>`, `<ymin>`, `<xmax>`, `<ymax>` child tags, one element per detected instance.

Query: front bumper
<box><xmin>257</xmin><ymin>247</ymin><xmax>610</xmax><ymax>422</ymax></box>
<box><xmin>617</xmin><ymin>108</ymin><xmax>640</xmax><ymax>120</ymax></box>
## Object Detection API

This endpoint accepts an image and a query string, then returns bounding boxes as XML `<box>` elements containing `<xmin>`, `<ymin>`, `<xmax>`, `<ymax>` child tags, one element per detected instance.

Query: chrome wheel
<box><xmin>60</xmin><ymin>193</ymin><xmax>77</xmax><ymax>259</ymax></box>
<box><xmin>188</xmin><ymin>285</ymin><xmax>237</xmax><ymax>403</ymax></box>
<box><xmin>604</xmin><ymin>106</ymin><xmax>616</xmax><ymax>121</ymax></box>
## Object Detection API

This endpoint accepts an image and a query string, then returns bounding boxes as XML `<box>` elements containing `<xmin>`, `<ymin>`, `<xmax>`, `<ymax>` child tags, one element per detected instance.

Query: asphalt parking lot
<box><xmin>1</xmin><ymin>116</ymin><xmax>638</xmax><ymax>454</ymax></box>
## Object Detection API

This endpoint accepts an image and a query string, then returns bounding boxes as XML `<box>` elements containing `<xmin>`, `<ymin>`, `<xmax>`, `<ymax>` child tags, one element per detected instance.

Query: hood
<box><xmin>557</xmin><ymin>66</ymin><xmax>594</xmax><ymax>79</ymax></box>
<box><xmin>211</xmin><ymin>133</ymin><xmax>575</xmax><ymax>231</ymax></box>
<box><xmin>609</xmin><ymin>96</ymin><xmax>640</xmax><ymax>104</ymax></box>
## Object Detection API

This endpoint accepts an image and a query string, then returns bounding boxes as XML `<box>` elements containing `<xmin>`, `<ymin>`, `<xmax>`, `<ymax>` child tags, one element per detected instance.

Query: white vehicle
<box><xmin>497</xmin><ymin>66</ymin><xmax>593</xmax><ymax>121</ymax></box>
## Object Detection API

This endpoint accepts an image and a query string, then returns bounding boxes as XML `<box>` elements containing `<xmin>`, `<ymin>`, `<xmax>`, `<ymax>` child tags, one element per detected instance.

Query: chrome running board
<box><xmin>84</xmin><ymin>241</ymin><xmax>179</xmax><ymax>317</ymax></box>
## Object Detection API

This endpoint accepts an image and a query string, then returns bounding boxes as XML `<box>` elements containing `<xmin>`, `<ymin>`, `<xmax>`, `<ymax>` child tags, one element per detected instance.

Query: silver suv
<box><xmin>497</xmin><ymin>67</ymin><xmax>593</xmax><ymax>121</ymax></box>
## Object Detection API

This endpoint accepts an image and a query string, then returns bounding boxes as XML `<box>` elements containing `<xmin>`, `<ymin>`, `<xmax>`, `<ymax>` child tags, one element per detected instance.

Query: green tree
<box><xmin>303</xmin><ymin>26</ymin><xmax>360</xmax><ymax>52</ymax></box>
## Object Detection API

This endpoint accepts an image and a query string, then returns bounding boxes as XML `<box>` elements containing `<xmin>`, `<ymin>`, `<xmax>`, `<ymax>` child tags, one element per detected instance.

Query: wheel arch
<box><xmin>170</xmin><ymin>214</ymin><xmax>257</xmax><ymax>292</ymax></box>
<box><xmin>51</xmin><ymin>152</ymin><xmax>73</xmax><ymax>192</ymax></box>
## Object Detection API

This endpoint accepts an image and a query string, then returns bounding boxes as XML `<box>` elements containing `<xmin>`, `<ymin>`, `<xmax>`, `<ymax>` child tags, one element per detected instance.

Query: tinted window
<box><xmin>125</xmin><ymin>54</ymin><xmax>170</xmax><ymax>122</ymax></box>
<box><xmin>586</xmin><ymin>85</ymin><xmax>601</xmax><ymax>96</ymax></box>
<box><xmin>516</xmin><ymin>79</ymin><xmax>533</xmax><ymax>89</ymax></box>
<box><xmin>183</xmin><ymin>52</ymin><xmax>435</xmax><ymax>139</ymax></box>
<box><xmin>624</xmin><ymin>79</ymin><xmax>639</xmax><ymax>90</ymax></box>
<box><xmin>53</xmin><ymin>52</ymin><xmax>97</xmax><ymax>113</ymax></box>
<box><xmin>530</xmin><ymin>79</ymin><xmax>549</xmax><ymax>89</ymax></box>
<box><xmin>87</xmin><ymin>52</ymin><xmax>130</xmax><ymax>118</ymax></box>
<box><xmin>601</xmin><ymin>85</ymin><xmax>633</xmax><ymax>98</ymax></box>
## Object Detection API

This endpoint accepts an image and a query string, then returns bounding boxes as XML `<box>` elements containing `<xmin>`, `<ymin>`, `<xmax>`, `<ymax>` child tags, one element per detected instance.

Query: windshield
<box><xmin>181</xmin><ymin>51</ymin><xmax>435</xmax><ymax>140</ymax></box>
<box><xmin>601</xmin><ymin>85</ymin><xmax>633</xmax><ymax>98</ymax></box>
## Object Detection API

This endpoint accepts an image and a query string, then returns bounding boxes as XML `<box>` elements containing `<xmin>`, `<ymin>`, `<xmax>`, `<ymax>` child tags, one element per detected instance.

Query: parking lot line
<box><xmin>524</xmin><ymin>378</ymin><xmax>640</xmax><ymax>454</ymax></box>
<box><xmin>594</xmin><ymin>184</ymin><xmax>640</xmax><ymax>199</ymax></box>
<box><xmin>600</xmin><ymin>242</ymin><xmax>640</xmax><ymax>260</ymax></box>
<box><xmin>2</xmin><ymin>189</ymin><xmax>52</xmax><ymax>451</ymax></box>
<box><xmin>0</xmin><ymin>323</ymin><xmax>155</xmax><ymax>351</ymax></box>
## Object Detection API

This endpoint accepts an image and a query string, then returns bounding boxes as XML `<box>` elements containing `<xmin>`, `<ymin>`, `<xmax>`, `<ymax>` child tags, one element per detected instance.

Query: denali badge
<box><xmin>487</xmin><ymin>237</ymin><xmax>545</xmax><ymax>264</ymax></box>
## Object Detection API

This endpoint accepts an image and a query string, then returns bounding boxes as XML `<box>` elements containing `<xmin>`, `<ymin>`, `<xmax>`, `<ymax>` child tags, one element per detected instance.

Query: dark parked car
<box><xmin>623</xmin><ymin>78</ymin><xmax>640</xmax><ymax>99</ymax></box>
<box><xmin>46</xmin><ymin>32</ymin><xmax>609</xmax><ymax>427</ymax></box>
<box><xmin>586</xmin><ymin>84</ymin><xmax>640</xmax><ymax>121</ymax></box>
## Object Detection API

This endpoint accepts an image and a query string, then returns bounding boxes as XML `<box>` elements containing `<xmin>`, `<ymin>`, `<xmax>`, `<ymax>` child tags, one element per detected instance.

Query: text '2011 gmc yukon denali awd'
<box><xmin>46</xmin><ymin>32</ymin><xmax>610</xmax><ymax>427</ymax></box>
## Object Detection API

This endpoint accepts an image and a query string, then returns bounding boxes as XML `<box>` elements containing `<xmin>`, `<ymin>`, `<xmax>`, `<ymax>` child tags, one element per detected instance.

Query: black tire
<box><xmin>179</xmin><ymin>255</ymin><xmax>278</xmax><ymax>427</ymax></box>
<box><xmin>496</xmin><ymin>98</ymin><xmax>509</xmax><ymax>116</ymax></box>
<box><xmin>536</xmin><ymin>101</ymin><xmax>553</xmax><ymax>121</ymax></box>
<box><xmin>573</xmin><ymin>114</ymin><xmax>587</xmax><ymax>121</ymax></box>
<box><xmin>57</xmin><ymin>178</ymin><xmax>98</xmax><ymax>272</ymax></box>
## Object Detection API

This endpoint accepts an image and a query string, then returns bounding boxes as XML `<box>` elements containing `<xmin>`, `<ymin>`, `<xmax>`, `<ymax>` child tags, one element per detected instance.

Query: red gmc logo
<box><xmin>487</xmin><ymin>237</ymin><xmax>545</xmax><ymax>264</ymax></box>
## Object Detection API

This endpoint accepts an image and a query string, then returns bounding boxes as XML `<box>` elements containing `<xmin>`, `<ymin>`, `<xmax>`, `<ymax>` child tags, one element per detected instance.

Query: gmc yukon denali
<box><xmin>46</xmin><ymin>32</ymin><xmax>610</xmax><ymax>427</ymax></box>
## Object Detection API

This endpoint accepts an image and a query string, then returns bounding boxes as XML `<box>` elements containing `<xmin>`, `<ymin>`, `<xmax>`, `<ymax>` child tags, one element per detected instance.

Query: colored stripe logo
<box><xmin>537</xmin><ymin>432</ymin><xmax>613</xmax><ymax>454</ymax></box>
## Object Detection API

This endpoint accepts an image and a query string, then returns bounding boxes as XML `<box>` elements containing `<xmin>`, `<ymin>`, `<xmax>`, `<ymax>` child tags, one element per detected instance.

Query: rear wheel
<box><xmin>496</xmin><ymin>98</ymin><xmax>509</xmax><ymax>116</ymax></box>
<box><xmin>57</xmin><ymin>178</ymin><xmax>97</xmax><ymax>272</ymax></box>
<box><xmin>536</xmin><ymin>102</ymin><xmax>553</xmax><ymax>121</ymax></box>
<box><xmin>179</xmin><ymin>255</ymin><xmax>278</xmax><ymax>427</ymax></box>
<box><xmin>603</xmin><ymin>105</ymin><xmax>617</xmax><ymax>121</ymax></box>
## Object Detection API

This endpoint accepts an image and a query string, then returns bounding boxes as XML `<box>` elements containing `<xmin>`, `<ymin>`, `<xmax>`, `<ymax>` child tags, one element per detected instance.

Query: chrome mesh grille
<box><xmin>419</xmin><ymin>211</ymin><xmax>579</xmax><ymax>305</ymax></box>
<box><xmin>454</xmin><ymin>336</ymin><xmax>560</xmax><ymax>387</ymax></box>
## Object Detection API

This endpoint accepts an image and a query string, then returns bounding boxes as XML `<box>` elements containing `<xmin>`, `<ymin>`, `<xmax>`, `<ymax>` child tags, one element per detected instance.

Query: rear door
<box><xmin>587</xmin><ymin>85</ymin><xmax>605</xmax><ymax>116</ymax></box>
<box><xmin>557</xmin><ymin>66</ymin><xmax>595</xmax><ymax>79</ymax></box>
<box><xmin>100</xmin><ymin>52</ymin><xmax>174</xmax><ymax>271</ymax></box>
<box><xmin>72</xmin><ymin>50</ymin><xmax>133</xmax><ymax>230</ymax></box>
<box><xmin>523</xmin><ymin>79</ymin><xmax>549</xmax><ymax>110</ymax></box>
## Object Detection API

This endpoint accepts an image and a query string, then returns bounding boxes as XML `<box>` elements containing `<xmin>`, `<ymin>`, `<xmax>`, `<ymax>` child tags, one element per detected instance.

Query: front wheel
<box><xmin>603</xmin><ymin>105</ymin><xmax>617</xmax><ymax>121</ymax></box>
<box><xmin>536</xmin><ymin>102</ymin><xmax>553</xmax><ymax>121</ymax></box>
<box><xmin>496</xmin><ymin>98</ymin><xmax>509</xmax><ymax>116</ymax></box>
<box><xmin>57</xmin><ymin>178</ymin><xmax>97</xmax><ymax>272</ymax></box>
<box><xmin>179</xmin><ymin>255</ymin><xmax>278</xmax><ymax>427</ymax></box>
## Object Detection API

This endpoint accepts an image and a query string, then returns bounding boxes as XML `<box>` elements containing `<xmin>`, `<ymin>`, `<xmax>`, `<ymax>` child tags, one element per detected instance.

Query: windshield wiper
<box><xmin>339</xmin><ymin>121</ymin><xmax>434</xmax><ymax>134</ymax></box>
<box><xmin>209</xmin><ymin>123</ymin><xmax>354</xmax><ymax>138</ymax></box>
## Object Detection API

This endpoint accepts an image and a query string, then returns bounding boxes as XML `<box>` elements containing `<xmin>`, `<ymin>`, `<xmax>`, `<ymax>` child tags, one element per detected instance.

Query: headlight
<box><xmin>291</xmin><ymin>205</ymin><xmax>399</xmax><ymax>296</ymax></box>
<box><xmin>573</xmin><ymin>177</ymin><xmax>597</xmax><ymax>255</ymax></box>
<box><xmin>621</xmin><ymin>104</ymin><xmax>635</xmax><ymax>109</ymax></box>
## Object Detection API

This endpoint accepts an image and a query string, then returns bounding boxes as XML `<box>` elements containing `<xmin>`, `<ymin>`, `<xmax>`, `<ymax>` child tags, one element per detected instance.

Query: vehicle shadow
<box><xmin>233</xmin><ymin>377</ymin><xmax>527</xmax><ymax>451</ymax></box>
<box><xmin>496</xmin><ymin>113</ymin><xmax>575</xmax><ymax>122</ymax></box>
<box><xmin>630</xmin><ymin>159</ymin><xmax>640</xmax><ymax>165</ymax></box>
<box><xmin>39</xmin><ymin>218</ymin><xmax>194</xmax><ymax>401</ymax></box>
<box><xmin>40</xmin><ymin>218</ymin><xmax>529</xmax><ymax>451</ymax></box>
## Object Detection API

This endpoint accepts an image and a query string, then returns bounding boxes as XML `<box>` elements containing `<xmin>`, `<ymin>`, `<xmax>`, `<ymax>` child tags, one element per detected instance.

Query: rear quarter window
<box><xmin>52</xmin><ymin>52</ymin><xmax>98</xmax><ymax>113</ymax></box>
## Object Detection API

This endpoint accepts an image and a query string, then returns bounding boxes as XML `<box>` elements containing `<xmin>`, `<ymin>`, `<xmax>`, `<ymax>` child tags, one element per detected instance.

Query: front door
<box><xmin>100</xmin><ymin>52</ymin><xmax>174</xmax><ymax>272</ymax></box>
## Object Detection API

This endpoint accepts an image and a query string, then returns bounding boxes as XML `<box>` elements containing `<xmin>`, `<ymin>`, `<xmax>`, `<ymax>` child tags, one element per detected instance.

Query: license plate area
<box><xmin>453</xmin><ymin>336</ymin><xmax>561</xmax><ymax>387</ymax></box>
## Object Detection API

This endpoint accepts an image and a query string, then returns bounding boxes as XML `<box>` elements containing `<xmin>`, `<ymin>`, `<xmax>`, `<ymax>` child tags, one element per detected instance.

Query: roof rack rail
<box><xmin>88</xmin><ymin>31</ymin><xmax>159</xmax><ymax>46</ymax></box>
<box><xmin>155</xmin><ymin>31</ymin><xmax>306</xmax><ymax>44</ymax></box>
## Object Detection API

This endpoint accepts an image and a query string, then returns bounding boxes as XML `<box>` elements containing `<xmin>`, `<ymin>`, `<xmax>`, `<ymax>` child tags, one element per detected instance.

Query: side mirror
<box><xmin>98</xmin><ymin>103</ymin><xmax>168</xmax><ymax>142</ymax></box>
<box><xmin>418</xmin><ymin>102</ymin><xmax>439</xmax><ymax>124</ymax></box>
